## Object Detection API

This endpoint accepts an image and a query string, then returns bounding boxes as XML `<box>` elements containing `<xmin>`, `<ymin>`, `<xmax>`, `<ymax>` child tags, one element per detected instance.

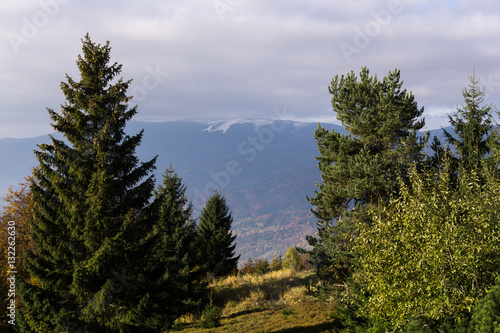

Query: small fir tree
<box><xmin>198</xmin><ymin>191</ymin><xmax>240</xmax><ymax>278</ymax></box>
<box><xmin>253</xmin><ymin>259</ymin><xmax>270</xmax><ymax>275</ymax></box>
<box><xmin>443</xmin><ymin>68</ymin><xmax>493</xmax><ymax>172</ymax></box>
<box><xmin>471</xmin><ymin>277</ymin><xmax>500</xmax><ymax>332</ymax></box>
<box><xmin>146</xmin><ymin>165</ymin><xmax>206</xmax><ymax>327</ymax></box>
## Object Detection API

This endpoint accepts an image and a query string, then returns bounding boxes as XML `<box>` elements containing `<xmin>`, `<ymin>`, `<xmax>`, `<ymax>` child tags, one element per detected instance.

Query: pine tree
<box><xmin>443</xmin><ymin>68</ymin><xmax>493</xmax><ymax>172</ymax></box>
<box><xmin>198</xmin><ymin>191</ymin><xmax>240</xmax><ymax>278</ymax></box>
<box><xmin>18</xmin><ymin>35</ymin><xmax>158</xmax><ymax>332</ymax></box>
<box><xmin>307</xmin><ymin>67</ymin><xmax>426</xmax><ymax>283</ymax></box>
<box><xmin>146</xmin><ymin>165</ymin><xmax>206</xmax><ymax>327</ymax></box>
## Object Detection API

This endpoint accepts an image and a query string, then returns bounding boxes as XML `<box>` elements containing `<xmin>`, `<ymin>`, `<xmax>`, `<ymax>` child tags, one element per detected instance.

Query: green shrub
<box><xmin>353</xmin><ymin>166</ymin><xmax>500</xmax><ymax>329</ymax></box>
<box><xmin>199</xmin><ymin>304</ymin><xmax>221</xmax><ymax>329</ymax></box>
<box><xmin>281</xmin><ymin>308</ymin><xmax>294</xmax><ymax>316</ymax></box>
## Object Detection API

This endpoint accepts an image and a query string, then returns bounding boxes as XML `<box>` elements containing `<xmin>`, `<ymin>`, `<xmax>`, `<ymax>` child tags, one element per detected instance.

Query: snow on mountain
<box><xmin>0</xmin><ymin>119</ymin><xmax>448</xmax><ymax>262</ymax></box>
<box><xmin>203</xmin><ymin>119</ymin><xmax>277</xmax><ymax>133</ymax></box>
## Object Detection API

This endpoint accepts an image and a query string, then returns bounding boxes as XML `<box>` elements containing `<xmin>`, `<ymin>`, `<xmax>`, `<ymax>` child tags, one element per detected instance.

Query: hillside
<box><xmin>172</xmin><ymin>268</ymin><xmax>337</xmax><ymax>333</ymax></box>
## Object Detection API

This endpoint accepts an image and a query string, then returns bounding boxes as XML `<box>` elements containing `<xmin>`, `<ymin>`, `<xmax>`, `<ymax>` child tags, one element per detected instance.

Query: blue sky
<box><xmin>1</xmin><ymin>0</ymin><xmax>499</xmax><ymax>138</ymax></box>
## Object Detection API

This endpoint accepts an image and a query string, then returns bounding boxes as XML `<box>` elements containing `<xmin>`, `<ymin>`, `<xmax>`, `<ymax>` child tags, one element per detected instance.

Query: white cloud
<box><xmin>0</xmin><ymin>0</ymin><xmax>499</xmax><ymax>137</ymax></box>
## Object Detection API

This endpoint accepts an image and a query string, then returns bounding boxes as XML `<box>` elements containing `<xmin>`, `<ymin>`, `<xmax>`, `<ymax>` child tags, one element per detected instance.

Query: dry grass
<box><xmin>210</xmin><ymin>268</ymin><xmax>316</xmax><ymax>316</ymax></box>
<box><xmin>173</xmin><ymin>269</ymin><xmax>337</xmax><ymax>332</ymax></box>
<box><xmin>174</xmin><ymin>300</ymin><xmax>336</xmax><ymax>332</ymax></box>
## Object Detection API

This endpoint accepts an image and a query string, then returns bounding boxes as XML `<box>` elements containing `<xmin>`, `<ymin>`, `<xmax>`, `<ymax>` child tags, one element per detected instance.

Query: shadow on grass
<box><xmin>223</xmin><ymin>307</ymin><xmax>270</xmax><ymax>319</ymax></box>
<box><xmin>270</xmin><ymin>321</ymin><xmax>337</xmax><ymax>333</ymax></box>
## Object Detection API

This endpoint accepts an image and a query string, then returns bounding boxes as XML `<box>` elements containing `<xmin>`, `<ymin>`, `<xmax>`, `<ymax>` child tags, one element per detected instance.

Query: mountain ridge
<box><xmin>0</xmin><ymin>119</ymin><xmax>450</xmax><ymax>262</ymax></box>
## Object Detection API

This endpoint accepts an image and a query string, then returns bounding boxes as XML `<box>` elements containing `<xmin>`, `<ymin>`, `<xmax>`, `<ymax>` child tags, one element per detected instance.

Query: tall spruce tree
<box><xmin>147</xmin><ymin>165</ymin><xmax>206</xmax><ymax>326</ymax></box>
<box><xmin>307</xmin><ymin>67</ymin><xmax>426</xmax><ymax>282</ymax></box>
<box><xmin>19</xmin><ymin>35</ymin><xmax>159</xmax><ymax>332</ymax></box>
<box><xmin>198</xmin><ymin>191</ymin><xmax>239</xmax><ymax>278</ymax></box>
<box><xmin>443</xmin><ymin>68</ymin><xmax>493</xmax><ymax>171</ymax></box>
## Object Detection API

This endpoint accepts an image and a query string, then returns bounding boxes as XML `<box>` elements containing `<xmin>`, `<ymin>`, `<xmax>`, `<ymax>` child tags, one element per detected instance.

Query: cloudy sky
<box><xmin>1</xmin><ymin>0</ymin><xmax>499</xmax><ymax>138</ymax></box>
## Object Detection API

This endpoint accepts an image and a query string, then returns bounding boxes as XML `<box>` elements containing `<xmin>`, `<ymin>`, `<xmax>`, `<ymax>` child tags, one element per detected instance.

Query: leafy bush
<box><xmin>353</xmin><ymin>166</ymin><xmax>500</xmax><ymax>329</ymax></box>
<box><xmin>281</xmin><ymin>308</ymin><xmax>294</xmax><ymax>316</ymax></box>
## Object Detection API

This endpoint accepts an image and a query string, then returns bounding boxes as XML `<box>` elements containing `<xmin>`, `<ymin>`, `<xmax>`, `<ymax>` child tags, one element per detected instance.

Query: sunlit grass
<box><xmin>172</xmin><ymin>268</ymin><xmax>337</xmax><ymax>332</ymax></box>
<box><xmin>211</xmin><ymin>268</ymin><xmax>315</xmax><ymax>315</ymax></box>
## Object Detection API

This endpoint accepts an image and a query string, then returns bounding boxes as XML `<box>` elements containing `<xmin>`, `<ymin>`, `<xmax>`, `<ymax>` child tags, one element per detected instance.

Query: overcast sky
<box><xmin>1</xmin><ymin>0</ymin><xmax>499</xmax><ymax>138</ymax></box>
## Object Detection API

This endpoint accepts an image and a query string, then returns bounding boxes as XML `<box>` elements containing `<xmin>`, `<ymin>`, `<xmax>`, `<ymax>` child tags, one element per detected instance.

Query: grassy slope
<box><xmin>172</xmin><ymin>269</ymin><xmax>337</xmax><ymax>333</ymax></box>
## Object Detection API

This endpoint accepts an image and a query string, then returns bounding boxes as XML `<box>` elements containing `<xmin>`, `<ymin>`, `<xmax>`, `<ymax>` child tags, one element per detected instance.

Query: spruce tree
<box><xmin>147</xmin><ymin>165</ymin><xmax>206</xmax><ymax>326</ymax></box>
<box><xmin>428</xmin><ymin>135</ymin><xmax>446</xmax><ymax>168</ymax></box>
<box><xmin>443</xmin><ymin>68</ymin><xmax>493</xmax><ymax>172</ymax></box>
<box><xmin>307</xmin><ymin>67</ymin><xmax>426</xmax><ymax>283</ymax></box>
<box><xmin>198</xmin><ymin>191</ymin><xmax>240</xmax><ymax>278</ymax></box>
<box><xmin>19</xmin><ymin>35</ymin><xmax>158</xmax><ymax>332</ymax></box>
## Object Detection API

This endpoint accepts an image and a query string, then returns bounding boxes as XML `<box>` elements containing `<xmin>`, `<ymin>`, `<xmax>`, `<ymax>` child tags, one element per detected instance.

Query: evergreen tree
<box><xmin>443</xmin><ymin>68</ymin><xmax>493</xmax><ymax>171</ymax></box>
<box><xmin>198</xmin><ymin>191</ymin><xmax>240</xmax><ymax>278</ymax></box>
<box><xmin>19</xmin><ymin>35</ymin><xmax>158</xmax><ymax>332</ymax></box>
<box><xmin>269</xmin><ymin>255</ymin><xmax>283</xmax><ymax>271</ymax></box>
<box><xmin>307</xmin><ymin>67</ymin><xmax>426</xmax><ymax>283</ymax></box>
<box><xmin>471</xmin><ymin>277</ymin><xmax>500</xmax><ymax>332</ymax></box>
<box><xmin>146</xmin><ymin>165</ymin><xmax>206</xmax><ymax>327</ymax></box>
<box><xmin>428</xmin><ymin>135</ymin><xmax>446</xmax><ymax>168</ymax></box>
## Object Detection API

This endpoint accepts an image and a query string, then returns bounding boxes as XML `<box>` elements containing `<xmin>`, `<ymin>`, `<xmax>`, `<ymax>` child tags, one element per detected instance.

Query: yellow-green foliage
<box><xmin>354</xmin><ymin>166</ymin><xmax>500</xmax><ymax>328</ymax></box>
<box><xmin>282</xmin><ymin>247</ymin><xmax>300</xmax><ymax>271</ymax></box>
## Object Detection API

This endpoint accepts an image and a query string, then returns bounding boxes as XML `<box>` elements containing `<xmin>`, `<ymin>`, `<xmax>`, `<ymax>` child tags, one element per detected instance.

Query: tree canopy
<box><xmin>324</xmin><ymin>69</ymin><xmax>500</xmax><ymax>331</ymax></box>
<box><xmin>443</xmin><ymin>68</ymin><xmax>493</xmax><ymax>172</ymax></box>
<box><xmin>307</xmin><ymin>67</ymin><xmax>426</xmax><ymax>282</ymax></box>
<box><xmin>354</xmin><ymin>164</ymin><xmax>500</xmax><ymax>329</ymax></box>
<box><xmin>147</xmin><ymin>165</ymin><xmax>207</xmax><ymax>326</ymax></box>
<box><xmin>19</xmin><ymin>34</ymin><xmax>161</xmax><ymax>332</ymax></box>
<box><xmin>198</xmin><ymin>191</ymin><xmax>239</xmax><ymax>278</ymax></box>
